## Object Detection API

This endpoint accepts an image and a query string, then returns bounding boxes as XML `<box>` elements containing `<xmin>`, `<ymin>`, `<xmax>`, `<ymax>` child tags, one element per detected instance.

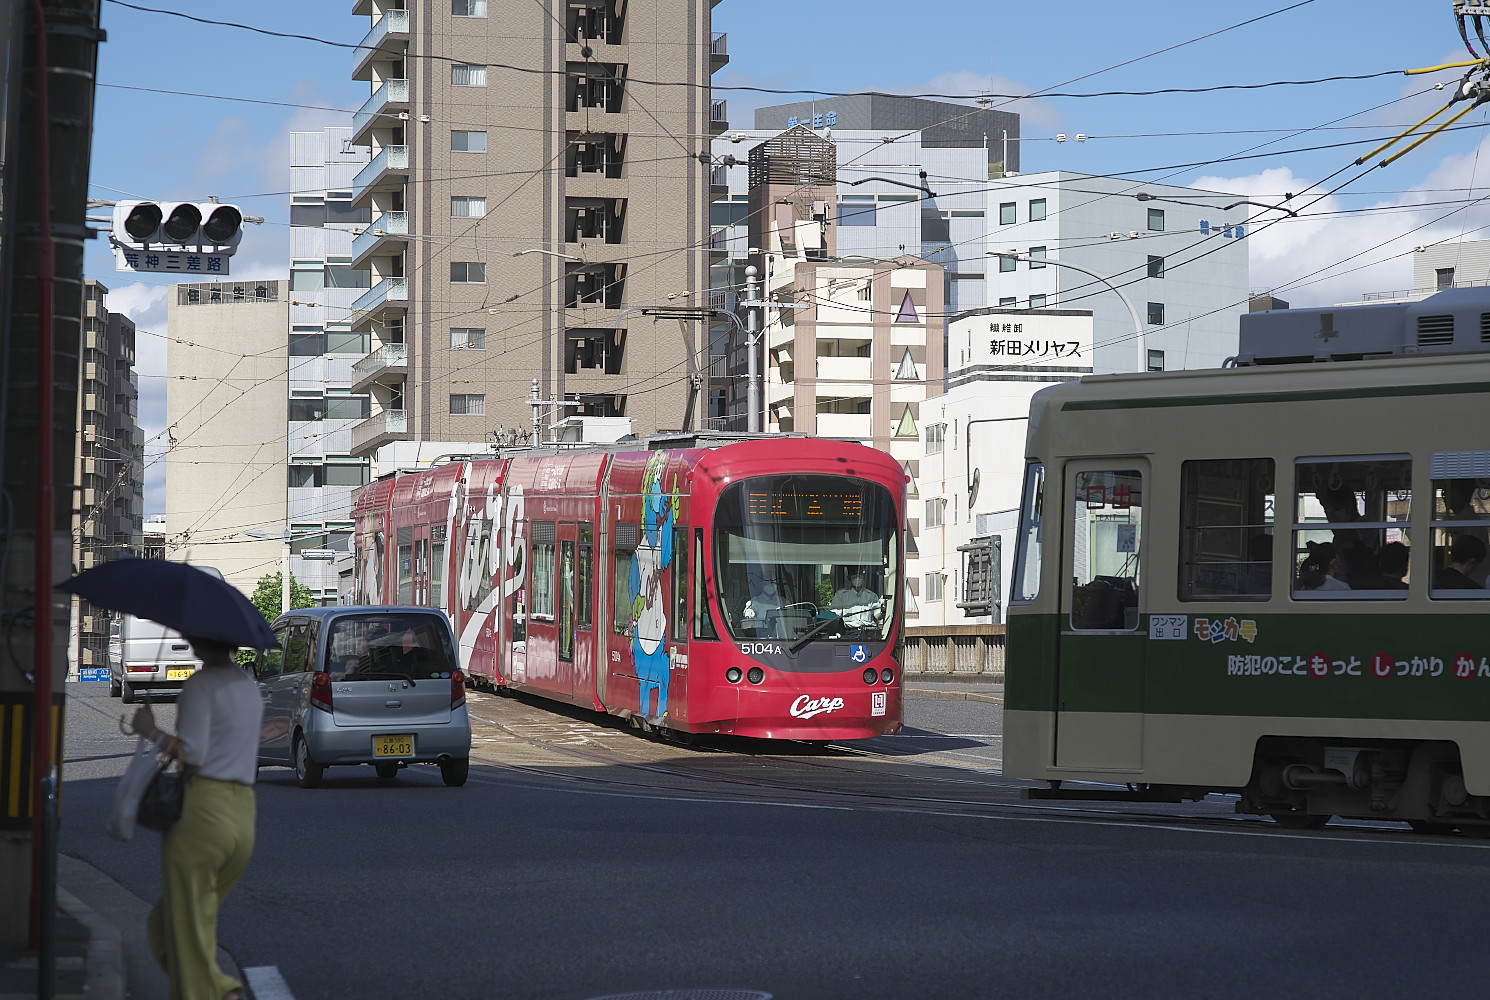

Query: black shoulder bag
<box><xmin>138</xmin><ymin>743</ymin><xmax>185</xmax><ymax>833</ymax></box>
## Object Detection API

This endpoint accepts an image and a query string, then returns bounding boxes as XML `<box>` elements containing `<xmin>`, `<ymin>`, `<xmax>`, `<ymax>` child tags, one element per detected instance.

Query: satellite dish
<box><xmin>968</xmin><ymin>468</ymin><xmax>981</xmax><ymax>507</ymax></box>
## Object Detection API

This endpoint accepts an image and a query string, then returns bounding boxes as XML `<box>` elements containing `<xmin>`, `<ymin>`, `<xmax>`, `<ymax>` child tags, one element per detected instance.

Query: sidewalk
<box><xmin>1</xmin><ymin>854</ymin><xmax>243</xmax><ymax>1000</ymax></box>
<box><xmin>903</xmin><ymin>674</ymin><xmax>1004</xmax><ymax>705</ymax></box>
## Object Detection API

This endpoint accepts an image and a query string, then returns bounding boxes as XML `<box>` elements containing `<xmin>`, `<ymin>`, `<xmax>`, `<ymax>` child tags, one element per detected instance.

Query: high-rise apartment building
<box><xmin>72</xmin><ymin>280</ymin><xmax>144</xmax><ymax>674</ymax></box>
<box><xmin>348</xmin><ymin>0</ymin><xmax>720</xmax><ymax>455</ymax></box>
<box><xmin>289</xmin><ymin>127</ymin><xmax>373</xmax><ymax>603</ymax></box>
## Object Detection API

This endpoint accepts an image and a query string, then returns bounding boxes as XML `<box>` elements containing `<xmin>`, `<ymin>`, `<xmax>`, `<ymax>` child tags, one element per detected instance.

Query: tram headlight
<box><xmin>746</xmin><ymin>667</ymin><xmax>764</xmax><ymax>685</ymax></box>
<box><xmin>726</xmin><ymin>666</ymin><xmax>743</xmax><ymax>684</ymax></box>
<box><xmin>863</xmin><ymin>667</ymin><xmax>877</xmax><ymax>685</ymax></box>
<box><xmin>880</xmin><ymin>667</ymin><xmax>894</xmax><ymax>684</ymax></box>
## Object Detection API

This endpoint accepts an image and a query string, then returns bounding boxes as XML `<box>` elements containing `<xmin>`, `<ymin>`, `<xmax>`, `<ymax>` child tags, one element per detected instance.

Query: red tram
<box><xmin>351</xmin><ymin>436</ymin><xmax>906</xmax><ymax>740</ymax></box>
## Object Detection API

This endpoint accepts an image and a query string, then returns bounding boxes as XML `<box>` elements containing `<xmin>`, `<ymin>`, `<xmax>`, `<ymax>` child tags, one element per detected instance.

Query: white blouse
<box><xmin>158</xmin><ymin>663</ymin><xmax>263</xmax><ymax>785</ymax></box>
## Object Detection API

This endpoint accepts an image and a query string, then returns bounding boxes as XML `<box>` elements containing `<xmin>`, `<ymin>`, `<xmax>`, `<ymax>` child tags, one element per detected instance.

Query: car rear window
<box><xmin>324</xmin><ymin>613</ymin><xmax>457</xmax><ymax>681</ymax></box>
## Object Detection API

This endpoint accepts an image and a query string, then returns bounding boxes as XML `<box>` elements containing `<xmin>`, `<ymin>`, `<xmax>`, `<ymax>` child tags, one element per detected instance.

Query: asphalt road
<box><xmin>59</xmin><ymin>681</ymin><xmax>1490</xmax><ymax>1000</ymax></box>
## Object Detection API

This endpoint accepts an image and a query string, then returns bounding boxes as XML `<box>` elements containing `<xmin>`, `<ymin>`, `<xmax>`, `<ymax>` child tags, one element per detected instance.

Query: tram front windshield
<box><xmin>714</xmin><ymin>475</ymin><xmax>898</xmax><ymax>644</ymax></box>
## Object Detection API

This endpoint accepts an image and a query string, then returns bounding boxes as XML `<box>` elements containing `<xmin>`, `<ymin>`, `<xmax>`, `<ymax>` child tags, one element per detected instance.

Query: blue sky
<box><xmin>88</xmin><ymin>1</ymin><xmax>1490</xmax><ymax>515</ymax></box>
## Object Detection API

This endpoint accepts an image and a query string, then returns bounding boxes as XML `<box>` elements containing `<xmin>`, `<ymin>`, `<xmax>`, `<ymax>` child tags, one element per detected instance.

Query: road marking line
<box><xmin>244</xmin><ymin>965</ymin><xmax>297</xmax><ymax>1000</ymax></box>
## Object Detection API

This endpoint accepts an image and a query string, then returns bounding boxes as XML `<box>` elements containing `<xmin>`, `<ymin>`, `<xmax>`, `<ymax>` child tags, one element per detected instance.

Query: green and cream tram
<box><xmin>1004</xmin><ymin>295</ymin><xmax>1490</xmax><ymax>831</ymax></box>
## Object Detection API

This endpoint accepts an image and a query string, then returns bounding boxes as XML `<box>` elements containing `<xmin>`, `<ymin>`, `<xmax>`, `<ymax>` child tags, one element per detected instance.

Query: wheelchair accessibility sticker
<box><xmin>850</xmin><ymin>644</ymin><xmax>868</xmax><ymax>663</ymax></box>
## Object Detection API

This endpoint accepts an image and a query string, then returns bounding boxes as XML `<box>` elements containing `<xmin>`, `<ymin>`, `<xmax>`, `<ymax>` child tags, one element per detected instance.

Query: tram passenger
<box><xmin>1433</xmin><ymin>535</ymin><xmax>1487</xmax><ymax>590</ymax></box>
<box><xmin>830</xmin><ymin>571</ymin><xmax>882</xmax><ymax>627</ymax></box>
<box><xmin>1378</xmin><ymin>541</ymin><xmax>1410</xmax><ymax>589</ymax></box>
<box><xmin>1296</xmin><ymin>541</ymin><xmax>1350</xmax><ymax>591</ymax></box>
<box><xmin>1237</xmin><ymin>534</ymin><xmax>1273</xmax><ymax>595</ymax></box>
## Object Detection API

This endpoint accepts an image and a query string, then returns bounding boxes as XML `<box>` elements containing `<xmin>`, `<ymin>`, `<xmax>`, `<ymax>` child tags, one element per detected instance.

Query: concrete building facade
<box><xmin>71</xmin><ymin>280</ymin><xmax>145</xmax><ymax>674</ymax></box>
<box><xmin>164</xmin><ymin>281</ymin><xmax>290</xmax><ymax>597</ymax></box>
<box><xmin>347</xmin><ymin>0</ymin><xmax>720</xmax><ymax>456</ymax></box>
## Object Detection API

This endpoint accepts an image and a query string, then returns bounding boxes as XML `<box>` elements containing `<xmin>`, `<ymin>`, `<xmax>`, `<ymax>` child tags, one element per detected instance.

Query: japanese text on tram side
<box><xmin>1226</xmin><ymin>653</ymin><xmax>1490</xmax><ymax>679</ymax></box>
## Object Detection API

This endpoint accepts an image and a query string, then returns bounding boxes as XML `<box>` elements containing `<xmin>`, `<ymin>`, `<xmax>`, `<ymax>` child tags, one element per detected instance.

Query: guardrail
<box><xmin>898</xmin><ymin>624</ymin><xmax>1005</xmax><ymax>681</ymax></box>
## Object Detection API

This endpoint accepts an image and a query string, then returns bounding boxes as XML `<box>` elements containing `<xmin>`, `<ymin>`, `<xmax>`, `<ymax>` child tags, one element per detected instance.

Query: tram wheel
<box><xmin>1406</xmin><ymin>819</ymin><xmax>1456</xmax><ymax>835</ymax></box>
<box><xmin>1269</xmin><ymin>812</ymin><xmax>1331</xmax><ymax>830</ymax></box>
<box><xmin>1457</xmin><ymin>823</ymin><xmax>1490</xmax><ymax>839</ymax></box>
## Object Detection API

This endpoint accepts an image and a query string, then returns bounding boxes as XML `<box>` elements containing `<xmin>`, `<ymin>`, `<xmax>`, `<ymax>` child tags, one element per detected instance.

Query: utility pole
<box><xmin>743</xmin><ymin>265</ymin><xmax>760</xmax><ymax>432</ymax></box>
<box><xmin>1</xmin><ymin>3</ymin><xmax>104</xmax><ymax>993</ymax></box>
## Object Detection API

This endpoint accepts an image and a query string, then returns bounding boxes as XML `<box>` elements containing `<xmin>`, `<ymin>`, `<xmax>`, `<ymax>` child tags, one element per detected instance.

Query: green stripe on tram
<box><xmin>1061</xmin><ymin>381</ymin><xmax>1490</xmax><ymax>412</ymax></box>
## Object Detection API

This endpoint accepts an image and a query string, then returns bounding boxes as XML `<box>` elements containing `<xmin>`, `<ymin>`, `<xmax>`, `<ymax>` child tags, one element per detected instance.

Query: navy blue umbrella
<box><xmin>57</xmin><ymin>558</ymin><xmax>278</xmax><ymax>650</ymax></box>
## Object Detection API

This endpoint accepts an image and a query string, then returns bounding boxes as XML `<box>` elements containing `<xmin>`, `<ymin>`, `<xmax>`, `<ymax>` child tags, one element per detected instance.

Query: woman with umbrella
<box><xmin>60</xmin><ymin>559</ymin><xmax>274</xmax><ymax>1000</ymax></box>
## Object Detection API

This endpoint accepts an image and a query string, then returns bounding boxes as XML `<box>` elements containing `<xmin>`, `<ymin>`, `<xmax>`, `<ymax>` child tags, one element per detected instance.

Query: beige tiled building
<box><xmin>348</xmin><ymin>0</ymin><xmax>723</xmax><ymax>454</ymax></box>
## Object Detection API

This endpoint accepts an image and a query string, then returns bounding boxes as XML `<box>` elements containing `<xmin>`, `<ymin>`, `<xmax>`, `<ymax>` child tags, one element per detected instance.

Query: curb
<box><xmin>903</xmin><ymin>686</ymin><xmax>1004</xmax><ymax>705</ymax></box>
<box><xmin>57</xmin><ymin>887</ymin><xmax>124</xmax><ymax>1000</ymax></box>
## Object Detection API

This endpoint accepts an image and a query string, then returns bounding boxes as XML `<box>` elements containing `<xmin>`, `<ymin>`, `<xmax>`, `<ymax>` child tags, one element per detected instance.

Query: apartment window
<box><xmin>450</xmin><ymin>327</ymin><xmax>486</xmax><ymax>350</ymax></box>
<box><xmin>325</xmin><ymin>328</ymin><xmax>367</xmax><ymax>355</ymax></box>
<box><xmin>451</xmin><ymin>63</ymin><xmax>487</xmax><ymax>87</ymax></box>
<box><xmin>1148</xmin><ymin>255</ymin><xmax>1165</xmax><ymax>279</ymax></box>
<box><xmin>1147</xmin><ymin>301</ymin><xmax>1166</xmax><ymax>325</ymax></box>
<box><xmin>924</xmin><ymin>572</ymin><xmax>944</xmax><ymax>602</ymax></box>
<box><xmin>451</xmin><ymin>130</ymin><xmax>487</xmax><ymax>152</ymax></box>
<box><xmin>449</xmin><ymin>393</ymin><xmax>486</xmax><ymax>416</ymax></box>
<box><xmin>924</xmin><ymin>498</ymin><xmax>946</xmax><ymax>529</ymax></box>
<box><xmin>452</xmin><ymin>0</ymin><xmax>487</xmax><ymax>15</ymax></box>
<box><xmin>1029</xmin><ymin>198</ymin><xmax>1047</xmax><ymax>222</ymax></box>
<box><xmin>324</xmin><ymin>463</ymin><xmax>370</xmax><ymax>487</ymax></box>
<box><xmin>1437</xmin><ymin>267</ymin><xmax>1456</xmax><ymax>290</ymax></box>
<box><xmin>1147</xmin><ymin>349</ymin><xmax>1166</xmax><ymax>372</ymax></box>
<box><xmin>450</xmin><ymin>262</ymin><xmax>486</xmax><ymax>283</ymax></box>
<box><xmin>1030</xmin><ymin>294</ymin><xmax>1048</xmax><ymax>309</ymax></box>
<box><xmin>838</xmin><ymin>195</ymin><xmax>876</xmax><ymax>227</ymax></box>
<box><xmin>451</xmin><ymin>196</ymin><xmax>487</xmax><ymax>218</ymax></box>
<box><xmin>998</xmin><ymin>296</ymin><xmax>1017</xmax><ymax>307</ymax></box>
<box><xmin>325</xmin><ymin>395</ymin><xmax>370</xmax><ymax>420</ymax></box>
<box><xmin>1028</xmin><ymin>247</ymin><xmax>1048</xmax><ymax>268</ymax></box>
<box><xmin>999</xmin><ymin>202</ymin><xmax>1016</xmax><ymax>225</ymax></box>
<box><xmin>1148</xmin><ymin>207</ymin><xmax>1165</xmax><ymax>231</ymax></box>
<box><xmin>289</xmin><ymin>262</ymin><xmax>324</xmax><ymax>292</ymax></box>
<box><xmin>289</xmin><ymin>327</ymin><xmax>324</xmax><ymax>356</ymax></box>
<box><xmin>288</xmin><ymin>396</ymin><xmax>327</xmax><ymax>422</ymax></box>
<box><xmin>998</xmin><ymin>255</ymin><xmax>1016</xmax><ymax>273</ymax></box>
<box><xmin>925</xmin><ymin>423</ymin><xmax>945</xmax><ymax>456</ymax></box>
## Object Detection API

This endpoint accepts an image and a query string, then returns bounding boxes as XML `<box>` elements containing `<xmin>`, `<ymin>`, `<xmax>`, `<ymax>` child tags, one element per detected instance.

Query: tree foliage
<box><xmin>250</xmin><ymin>572</ymin><xmax>318</xmax><ymax>624</ymax></box>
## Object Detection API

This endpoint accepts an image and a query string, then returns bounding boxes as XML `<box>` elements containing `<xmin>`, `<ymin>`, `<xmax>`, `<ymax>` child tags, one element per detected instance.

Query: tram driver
<box><xmin>743</xmin><ymin>575</ymin><xmax>788</xmax><ymax>638</ymax></box>
<box><xmin>830</xmin><ymin>570</ymin><xmax>883</xmax><ymax>628</ymax></box>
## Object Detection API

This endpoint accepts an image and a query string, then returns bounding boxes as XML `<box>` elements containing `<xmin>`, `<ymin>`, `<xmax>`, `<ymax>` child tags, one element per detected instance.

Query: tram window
<box><xmin>1070</xmin><ymin>470</ymin><xmax>1142</xmax><ymax>630</ymax></box>
<box><xmin>429</xmin><ymin>537</ymin><xmax>445</xmax><ymax>610</ymax></box>
<box><xmin>531</xmin><ymin>522</ymin><xmax>556</xmax><ymax>618</ymax></box>
<box><xmin>692</xmin><ymin>527</ymin><xmax>717</xmax><ymax>640</ymax></box>
<box><xmin>1178</xmin><ymin>458</ymin><xmax>1274</xmax><ymax>601</ymax></box>
<box><xmin>672</xmin><ymin>527</ymin><xmax>689</xmax><ymax>642</ymax></box>
<box><xmin>396</xmin><ymin>527</ymin><xmax>414</xmax><ymax>605</ymax></box>
<box><xmin>1011</xmin><ymin>462</ymin><xmax>1044</xmax><ymax>604</ymax></box>
<box><xmin>558</xmin><ymin>541</ymin><xmax>575</xmax><ymax>661</ymax></box>
<box><xmin>1430</xmin><ymin>455</ymin><xmax>1490</xmax><ymax>598</ymax></box>
<box><xmin>577</xmin><ymin>524</ymin><xmax>594</xmax><ymax>630</ymax></box>
<box><xmin>614</xmin><ymin>524</ymin><xmax>638</xmax><ymax>634</ymax></box>
<box><xmin>1292</xmin><ymin>456</ymin><xmax>1411</xmax><ymax>599</ymax></box>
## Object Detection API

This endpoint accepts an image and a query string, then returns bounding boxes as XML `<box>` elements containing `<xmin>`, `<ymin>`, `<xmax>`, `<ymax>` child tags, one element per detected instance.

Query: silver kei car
<box><xmin>255</xmin><ymin>606</ymin><xmax>473</xmax><ymax>788</ymax></box>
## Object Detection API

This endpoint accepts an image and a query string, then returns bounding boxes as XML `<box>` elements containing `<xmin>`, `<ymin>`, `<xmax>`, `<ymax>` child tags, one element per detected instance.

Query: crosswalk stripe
<box><xmin>244</xmin><ymin>965</ymin><xmax>297</xmax><ymax>1000</ymax></box>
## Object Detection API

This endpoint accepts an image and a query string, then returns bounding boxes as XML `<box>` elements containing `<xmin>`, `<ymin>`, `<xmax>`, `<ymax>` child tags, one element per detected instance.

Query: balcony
<box><xmin>349</xmin><ymin>342</ymin><xmax>408</xmax><ymax>393</ymax></box>
<box><xmin>815</xmin><ymin>412</ymin><xmax>873</xmax><ymax>439</ymax></box>
<box><xmin>816</xmin><ymin>356</ymin><xmax>874</xmax><ymax>384</ymax></box>
<box><xmin>353</xmin><ymin>8</ymin><xmax>409</xmax><ymax>81</ymax></box>
<box><xmin>710</xmin><ymin>32</ymin><xmax>729</xmax><ymax>70</ymax></box>
<box><xmin>710</xmin><ymin>163</ymin><xmax>728</xmax><ymax>195</ymax></box>
<box><xmin>351</xmin><ymin>78</ymin><xmax>408</xmax><ymax>146</ymax></box>
<box><xmin>351</xmin><ymin>145</ymin><xmax>408</xmax><ymax>207</ymax></box>
<box><xmin>350</xmin><ymin>275</ymin><xmax>407</xmax><ymax>316</ymax></box>
<box><xmin>710</xmin><ymin>98</ymin><xmax>728</xmax><ymax>135</ymax></box>
<box><xmin>351</xmin><ymin>211</ymin><xmax>409</xmax><ymax>267</ymax></box>
<box><xmin>351</xmin><ymin>408</ymin><xmax>409</xmax><ymax>455</ymax></box>
<box><xmin>709</xmin><ymin>227</ymin><xmax>730</xmax><ymax>257</ymax></box>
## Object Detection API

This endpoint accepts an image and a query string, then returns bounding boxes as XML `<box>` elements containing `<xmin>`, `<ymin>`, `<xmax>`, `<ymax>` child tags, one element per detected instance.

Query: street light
<box><xmin>243</xmin><ymin>527</ymin><xmax>329</xmax><ymax>614</ymax></box>
<box><xmin>987</xmin><ymin>251</ymin><xmax>1147</xmax><ymax>371</ymax></box>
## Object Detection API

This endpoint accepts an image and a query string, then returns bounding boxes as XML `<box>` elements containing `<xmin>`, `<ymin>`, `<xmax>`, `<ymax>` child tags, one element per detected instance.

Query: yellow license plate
<box><xmin>166</xmin><ymin>668</ymin><xmax>193</xmax><ymax>680</ymax></box>
<box><xmin>374</xmin><ymin>734</ymin><xmax>414</xmax><ymax>757</ymax></box>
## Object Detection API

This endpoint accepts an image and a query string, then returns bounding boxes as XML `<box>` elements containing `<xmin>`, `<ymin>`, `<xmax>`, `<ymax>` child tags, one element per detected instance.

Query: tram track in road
<box><xmin>463</xmin><ymin>690</ymin><xmax>1490</xmax><ymax>848</ymax></box>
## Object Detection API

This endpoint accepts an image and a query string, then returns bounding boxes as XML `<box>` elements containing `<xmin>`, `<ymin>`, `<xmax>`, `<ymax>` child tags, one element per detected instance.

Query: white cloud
<box><xmin>1193</xmin><ymin>135</ymin><xmax>1490</xmax><ymax>307</ymax></box>
<box><xmin>893</xmin><ymin>71</ymin><xmax>1062</xmax><ymax>134</ymax></box>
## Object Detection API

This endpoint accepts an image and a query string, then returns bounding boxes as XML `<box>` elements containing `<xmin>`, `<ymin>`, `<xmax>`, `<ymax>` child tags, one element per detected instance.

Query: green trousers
<box><xmin>148</xmin><ymin>775</ymin><xmax>256</xmax><ymax>1000</ymax></box>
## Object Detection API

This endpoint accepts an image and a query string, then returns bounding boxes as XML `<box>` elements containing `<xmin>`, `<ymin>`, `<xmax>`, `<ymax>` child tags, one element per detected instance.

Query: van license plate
<box><xmin>166</xmin><ymin>668</ymin><xmax>193</xmax><ymax>680</ymax></box>
<box><xmin>374</xmin><ymin>735</ymin><xmax>414</xmax><ymax>757</ymax></box>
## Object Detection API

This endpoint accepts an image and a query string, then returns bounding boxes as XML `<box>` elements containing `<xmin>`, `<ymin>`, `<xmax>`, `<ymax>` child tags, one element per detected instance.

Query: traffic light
<box><xmin>111</xmin><ymin>200</ymin><xmax>244</xmax><ymax>254</ymax></box>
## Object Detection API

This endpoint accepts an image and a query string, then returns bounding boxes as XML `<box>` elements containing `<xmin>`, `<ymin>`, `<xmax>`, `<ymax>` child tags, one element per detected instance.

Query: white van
<box><xmin>106</xmin><ymin>565</ymin><xmax>227</xmax><ymax>703</ymax></box>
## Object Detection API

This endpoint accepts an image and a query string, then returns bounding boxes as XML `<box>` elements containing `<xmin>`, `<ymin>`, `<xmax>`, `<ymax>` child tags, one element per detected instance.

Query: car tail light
<box><xmin>310</xmin><ymin>671</ymin><xmax>333</xmax><ymax>713</ymax></box>
<box><xmin>450</xmin><ymin>669</ymin><xmax>466</xmax><ymax>710</ymax></box>
<box><xmin>127</xmin><ymin>665</ymin><xmax>153</xmax><ymax>673</ymax></box>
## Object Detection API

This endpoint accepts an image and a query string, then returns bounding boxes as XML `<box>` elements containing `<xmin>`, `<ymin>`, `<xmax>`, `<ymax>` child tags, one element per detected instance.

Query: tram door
<box><xmin>554</xmin><ymin>522</ymin><xmax>598</xmax><ymax>703</ymax></box>
<box><xmin>1055</xmin><ymin>461</ymin><xmax>1147</xmax><ymax>770</ymax></box>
